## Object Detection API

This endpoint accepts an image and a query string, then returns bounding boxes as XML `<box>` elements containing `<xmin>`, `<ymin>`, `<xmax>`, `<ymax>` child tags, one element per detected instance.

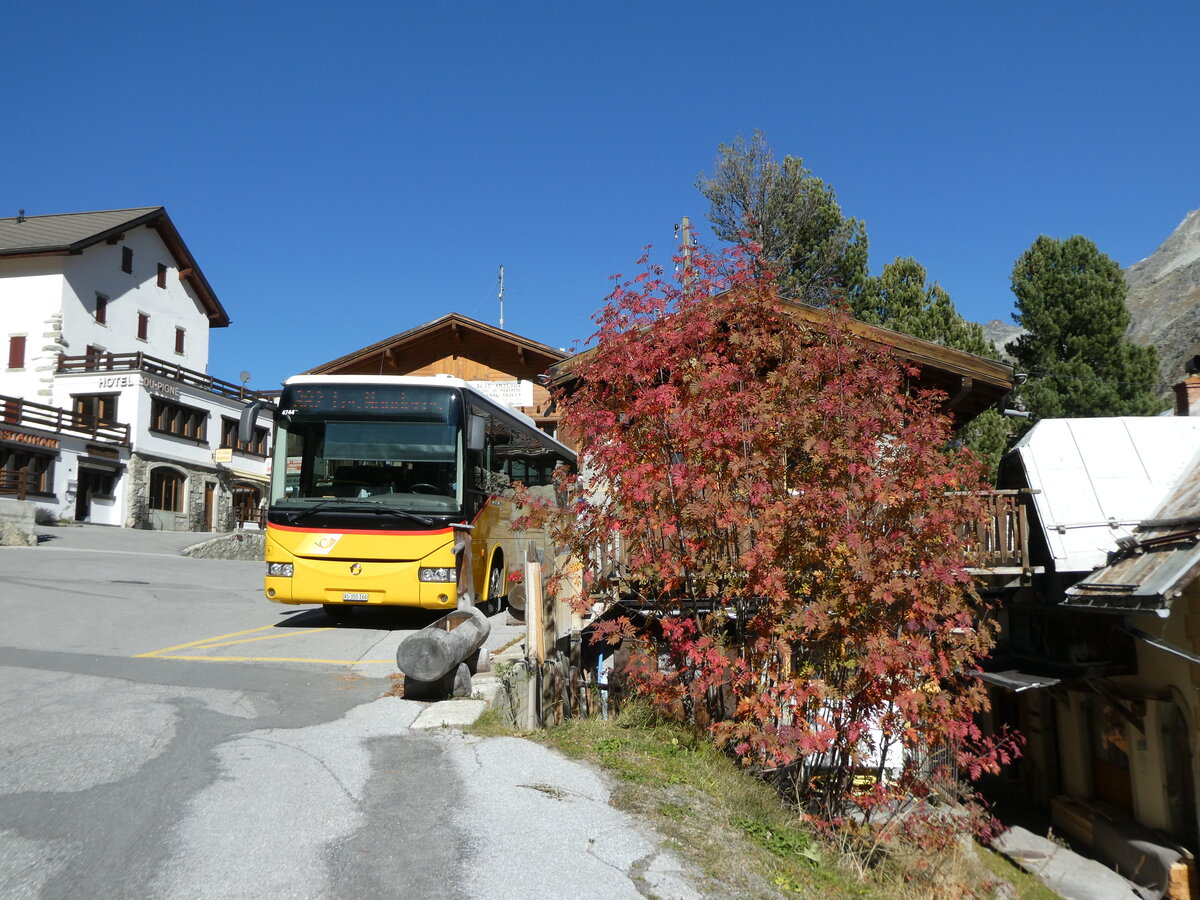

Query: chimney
<box><xmin>1174</xmin><ymin>374</ymin><xmax>1200</xmax><ymax>416</ymax></box>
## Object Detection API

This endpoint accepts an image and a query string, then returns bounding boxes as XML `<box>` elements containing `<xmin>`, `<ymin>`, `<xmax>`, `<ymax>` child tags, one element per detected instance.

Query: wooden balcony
<box><xmin>56</xmin><ymin>351</ymin><xmax>276</xmax><ymax>403</ymax></box>
<box><xmin>960</xmin><ymin>489</ymin><xmax>1036</xmax><ymax>579</ymax></box>
<box><xmin>2</xmin><ymin>394</ymin><xmax>130</xmax><ymax>446</ymax></box>
<box><xmin>583</xmin><ymin>489</ymin><xmax>1036</xmax><ymax>607</ymax></box>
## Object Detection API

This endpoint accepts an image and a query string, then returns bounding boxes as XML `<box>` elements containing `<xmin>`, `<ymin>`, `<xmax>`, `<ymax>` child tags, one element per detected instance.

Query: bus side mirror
<box><xmin>239</xmin><ymin>400</ymin><xmax>266</xmax><ymax>443</ymax></box>
<box><xmin>467</xmin><ymin>414</ymin><xmax>487</xmax><ymax>451</ymax></box>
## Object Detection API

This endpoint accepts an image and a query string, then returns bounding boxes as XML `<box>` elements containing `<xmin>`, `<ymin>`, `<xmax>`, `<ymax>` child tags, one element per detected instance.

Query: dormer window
<box><xmin>121</xmin><ymin>246</ymin><xmax>133</xmax><ymax>274</ymax></box>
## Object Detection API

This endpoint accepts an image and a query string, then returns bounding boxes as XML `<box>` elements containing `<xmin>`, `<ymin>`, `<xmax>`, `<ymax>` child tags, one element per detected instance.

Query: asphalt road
<box><xmin>0</xmin><ymin>524</ymin><xmax>702</xmax><ymax>899</ymax></box>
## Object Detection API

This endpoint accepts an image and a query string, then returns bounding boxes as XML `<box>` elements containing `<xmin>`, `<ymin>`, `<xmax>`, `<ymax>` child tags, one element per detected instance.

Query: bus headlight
<box><xmin>419</xmin><ymin>566</ymin><xmax>455</xmax><ymax>582</ymax></box>
<box><xmin>267</xmin><ymin>562</ymin><xmax>294</xmax><ymax>577</ymax></box>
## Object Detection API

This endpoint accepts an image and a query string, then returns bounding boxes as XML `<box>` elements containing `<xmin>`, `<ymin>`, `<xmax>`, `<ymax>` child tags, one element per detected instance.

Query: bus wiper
<box><xmin>283</xmin><ymin>499</ymin><xmax>435</xmax><ymax>527</ymax></box>
<box><xmin>357</xmin><ymin>503</ymin><xmax>435</xmax><ymax>526</ymax></box>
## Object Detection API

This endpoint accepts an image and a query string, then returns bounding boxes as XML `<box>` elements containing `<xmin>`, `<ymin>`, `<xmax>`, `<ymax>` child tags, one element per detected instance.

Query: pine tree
<box><xmin>855</xmin><ymin>257</ymin><xmax>1012</xmax><ymax>478</ymax></box>
<box><xmin>1009</xmin><ymin>235</ymin><xmax>1164</xmax><ymax>422</ymax></box>
<box><xmin>697</xmin><ymin>131</ymin><xmax>868</xmax><ymax>304</ymax></box>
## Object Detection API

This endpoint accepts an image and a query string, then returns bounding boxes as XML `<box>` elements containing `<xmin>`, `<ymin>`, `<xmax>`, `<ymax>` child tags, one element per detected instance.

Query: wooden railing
<box><xmin>959</xmin><ymin>489</ymin><xmax>1032</xmax><ymax>572</ymax></box>
<box><xmin>582</xmin><ymin>489</ymin><xmax>1033</xmax><ymax>603</ymax></box>
<box><xmin>56</xmin><ymin>351</ymin><xmax>276</xmax><ymax>403</ymax></box>
<box><xmin>0</xmin><ymin>469</ymin><xmax>39</xmax><ymax>499</ymax></box>
<box><xmin>1</xmin><ymin>395</ymin><xmax>131</xmax><ymax>445</ymax></box>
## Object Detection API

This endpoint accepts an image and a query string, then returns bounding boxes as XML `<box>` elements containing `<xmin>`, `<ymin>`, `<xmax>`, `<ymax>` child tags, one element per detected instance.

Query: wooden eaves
<box><xmin>546</xmin><ymin>298</ymin><xmax>1015</xmax><ymax>427</ymax></box>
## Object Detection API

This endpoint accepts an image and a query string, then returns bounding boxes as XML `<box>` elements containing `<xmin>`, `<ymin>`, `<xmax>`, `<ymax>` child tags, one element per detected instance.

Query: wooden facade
<box><xmin>304</xmin><ymin>313</ymin><xmax>568</xmax><ymax>434</ymax></box>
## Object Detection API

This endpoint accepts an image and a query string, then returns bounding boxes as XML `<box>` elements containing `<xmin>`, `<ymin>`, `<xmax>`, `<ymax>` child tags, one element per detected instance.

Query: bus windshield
<box><xmin>271</xmin><ymin>388</ymin><xmax>463</xmax><ymax>516</ymax></box>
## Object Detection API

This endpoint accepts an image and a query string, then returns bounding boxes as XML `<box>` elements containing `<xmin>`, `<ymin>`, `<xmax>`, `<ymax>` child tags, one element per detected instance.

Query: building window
<box><xmin>149</xmin><ymin>467</ymin><xmax>185</xmax><ymax>512</ymax></box>
<box><xmin>175</xmin><ymin>327</ymin><xmax>185</xmax><ymax>355</ymax></box>
<box><xmin>221</xmin><ymin>417</ymin><xmax>269</xmax><ymax>456</ymax></box>
<box><xmin>231</xmin><ymin>482</ymin><xmax>262</xmax><ymax>525</ymax></box>
<box><xmin>150</xmin><ymin>398</ymin><xmax>208</xmax><ymax>442</ymax></box>
<box><xmin>137</xmin><ymin>313</ymin><xmax>149</xmax><ymax>341</ymax></box>
<box><xmin>84</xmin><ymin>345</ymin><xmax>105</xmax><ymax>370</ymax></box>
<box><xmin>73</xmin><ymin>393</ymin><xmax>118</xmax><ymax>426</ymax></box>
<box><xmin>121</xmin><ymin>246</ymin><xmax>133</xmax><ymax>274</ymax></box>
<box><xmin>157</xmin><ymin>263</ymin><xmax>167</xmax><ymax>289</ymax></box>
<box><xmin>0</xmin><ymin>448</ymin><xmax>52</xmax><ymax>496</ymax></box>
<box><xmin>7</xmin><ymin>335</ymin><xmax>25</xmax><ymax>369</ymax></box>
<box><xmin>95</xmin><ymin>294</ymin><xmax>108</xmax><ymax>324</ymax></box>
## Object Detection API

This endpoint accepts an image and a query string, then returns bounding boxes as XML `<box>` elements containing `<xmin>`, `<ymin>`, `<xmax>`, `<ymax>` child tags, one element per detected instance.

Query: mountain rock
<box><xmin>980</xmin><ymin>319</ymin><xmax>1026</xmax><ymax>361</ymax></box>
<box><xmin>1125</xmin><ymin>208</ymin><xmax>1200</xmax><ymax>394</ymax></box>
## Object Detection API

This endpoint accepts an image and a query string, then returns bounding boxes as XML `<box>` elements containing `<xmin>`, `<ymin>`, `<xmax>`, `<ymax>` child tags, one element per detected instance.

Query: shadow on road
<box><xmin>273</xmin><ymin>606</ymin><xmax>446</xmax><ymax>631</ymax></box>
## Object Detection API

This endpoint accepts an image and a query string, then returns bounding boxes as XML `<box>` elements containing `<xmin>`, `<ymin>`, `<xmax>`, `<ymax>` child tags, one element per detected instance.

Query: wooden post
<box><xmin>453</xmin><ymin>524</ymin><xmax>475</xmax><ymax>609</ymax></box>
<box><xmin>525</xmin><ymin>542</ymin><xmax>545</xmax><ymax>664</ymax></box>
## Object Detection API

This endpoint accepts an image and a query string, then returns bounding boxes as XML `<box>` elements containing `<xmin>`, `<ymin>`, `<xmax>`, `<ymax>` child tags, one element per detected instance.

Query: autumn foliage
<box><xmin>520</xmin><ymin>243</ymin><xmax>1019</xmax><ymax>826</ymax></box>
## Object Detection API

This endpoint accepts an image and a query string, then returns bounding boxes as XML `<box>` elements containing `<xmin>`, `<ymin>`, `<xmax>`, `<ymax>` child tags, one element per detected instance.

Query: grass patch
<box><xmin>511</xmin><ymin>703</ymin><xmax>873</xmax><ymax>898</ymax></box>
<box><xmin>469</xmin><ymin>701</ymin><xmax>1050</xmax><ymax>898</ymax></box>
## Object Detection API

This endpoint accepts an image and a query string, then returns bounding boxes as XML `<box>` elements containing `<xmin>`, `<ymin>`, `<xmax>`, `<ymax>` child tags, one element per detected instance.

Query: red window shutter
<box><xmin>175</xmin><ymin>327</ymin><xmax>185</xmax><ymax>354</ymax></box>
<box><xmin>8</xmin><ymin>335</ymin><xmax>25</xmax><ymax>368</ymax></box>
<box><xmin>138</xmin><ymin>314</ymin><xmax>149</xmax><ymax>340</ymax></box>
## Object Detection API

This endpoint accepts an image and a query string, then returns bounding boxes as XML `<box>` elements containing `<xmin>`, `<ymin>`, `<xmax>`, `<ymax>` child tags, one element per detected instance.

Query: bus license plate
<box><xmin>342</xmin><ymin>592</ymin><xmax>369</xmax><ymax>603</ymax></box>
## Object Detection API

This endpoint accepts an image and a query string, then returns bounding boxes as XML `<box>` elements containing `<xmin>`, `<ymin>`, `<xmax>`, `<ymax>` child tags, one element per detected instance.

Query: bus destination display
<box><xmin>280</xmin><ymin>385</ymin><xmax>453</xmax><ymax>419</ymax></box>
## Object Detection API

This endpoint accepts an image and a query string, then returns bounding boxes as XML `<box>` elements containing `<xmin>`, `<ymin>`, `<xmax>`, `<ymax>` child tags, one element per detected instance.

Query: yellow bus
<box><xmin>246</xmin><ymin>375</ymin><xmax>574</xmax><ymax>622</ymax></box>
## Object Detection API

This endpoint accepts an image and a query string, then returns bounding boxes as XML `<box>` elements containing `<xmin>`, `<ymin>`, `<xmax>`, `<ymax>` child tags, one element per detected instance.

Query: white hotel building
<box><xmin>0</xmin><ymin>207</ymin><xmax>273</xmax><ymax>530</ymax></box>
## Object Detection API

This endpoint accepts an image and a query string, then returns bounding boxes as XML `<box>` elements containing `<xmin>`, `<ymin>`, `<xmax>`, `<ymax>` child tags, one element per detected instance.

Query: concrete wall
<box><xmin>0</xmin><ymin>497</ymin><xmax>36</xmax><ymax>546</ymax></box>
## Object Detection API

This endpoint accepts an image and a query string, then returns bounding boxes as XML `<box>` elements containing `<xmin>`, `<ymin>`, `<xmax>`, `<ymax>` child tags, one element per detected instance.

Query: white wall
<box><xmin>0</xmin><ymin>257</ymin><xmax>67</xmax><ymax>402</ymax></box>
<box><xmin>60</xmin><ymin>225</ymin><xmax>211</xmax><ymax>372</ymax></box>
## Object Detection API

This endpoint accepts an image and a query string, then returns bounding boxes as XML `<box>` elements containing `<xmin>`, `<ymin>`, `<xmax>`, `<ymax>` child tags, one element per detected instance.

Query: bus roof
<box><xmin>281</xmin><ymin>374</ymin><xmax>574</xmax><ymax>458</ymax></box>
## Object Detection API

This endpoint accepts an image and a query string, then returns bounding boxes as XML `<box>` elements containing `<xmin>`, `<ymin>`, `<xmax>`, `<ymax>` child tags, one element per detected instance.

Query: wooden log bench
<box><xmin>396</xmin><ymin>606</ymin><xmax>491</xmax><ymax>700</ymax></box>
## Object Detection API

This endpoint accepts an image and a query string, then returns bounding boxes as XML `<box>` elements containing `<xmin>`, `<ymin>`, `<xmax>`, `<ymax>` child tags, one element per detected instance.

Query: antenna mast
<box><xmin>497</xmin><ymin>265</ymin><xmax>505</xmax><ymax>330</ymax></box>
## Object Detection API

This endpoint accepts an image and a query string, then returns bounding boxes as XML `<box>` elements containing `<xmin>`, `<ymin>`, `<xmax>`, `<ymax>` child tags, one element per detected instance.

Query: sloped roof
<box><xmin>305</xmin><ymin>312</ymin><xmax>568</xmax><ymax>374</ymax></box>
<box><xmin>1065</xmin><ymin>447</ymin><xmax>1200</xmax><ymax>614</ymax></box>
<box><xmin>1005</xmin><ymin>417</ymin><xmax>1200</xmax><ymax>574</ymax></box>
<box><xmin>548</xmin><ymin>297</ymin><xmax>1014</xmax><ymax>424</ymax></box>
<box><xmin>0</xmin><ymin>207</ymin><xmax>229</xmax><ymax>327</ymax></box>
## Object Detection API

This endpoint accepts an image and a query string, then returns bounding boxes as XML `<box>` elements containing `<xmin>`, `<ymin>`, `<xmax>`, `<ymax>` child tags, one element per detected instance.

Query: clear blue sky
<box><xmin>6</xmin><ymin>1</ymin><xmax>1198</xmax><ymax>389</ymax></box>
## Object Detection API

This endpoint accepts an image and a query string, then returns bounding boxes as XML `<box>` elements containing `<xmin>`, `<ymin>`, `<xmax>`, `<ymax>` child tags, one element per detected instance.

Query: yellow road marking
<box><xmin>135</xmin><ymin>625</ymin><xmax>277</xmax><ymax>657</ymax></box>
<box><xmin>137</xmin><ymin>624</ymin><xmax>394</xmax><ymax>666</ymax></box>
<box><xmin>185</xmin><ymin>628</ymin><xmax>332</xmax><ymax>650</ymax></box>
<box><xmin>149</xmin><ymin>655</ymin><xmax>394</xmax><ymax>665</ymax></box>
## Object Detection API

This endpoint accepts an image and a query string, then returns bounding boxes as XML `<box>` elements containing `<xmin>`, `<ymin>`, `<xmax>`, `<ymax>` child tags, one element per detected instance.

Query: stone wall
<box><xmin>125</xmin><ymin>452</ymin><xmax>251</xmax><ymax>532</ymax></box>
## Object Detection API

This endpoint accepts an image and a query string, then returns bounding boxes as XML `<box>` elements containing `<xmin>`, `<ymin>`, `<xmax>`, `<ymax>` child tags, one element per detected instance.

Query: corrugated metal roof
<box><xmin>1008</xmin><ymin>417</ymin><xmax>1200</xmax><ymax>573</ymax></box>
<box><xmin>1065</xmin><ymin>449</ymin><xmax>1200</xmax><ymax>614</ymax></box>
<box><xmin>0</xmin><ymin>207</ymin><xmax>161</xmax><ymax>254</ymax></box>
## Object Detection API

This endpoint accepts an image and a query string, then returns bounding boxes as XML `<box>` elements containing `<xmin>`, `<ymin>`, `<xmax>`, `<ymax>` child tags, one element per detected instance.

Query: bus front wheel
<box><xmin>482</xmin><ymin>561</ymin><xmax>505</xmax><ymax>617</ymax></box>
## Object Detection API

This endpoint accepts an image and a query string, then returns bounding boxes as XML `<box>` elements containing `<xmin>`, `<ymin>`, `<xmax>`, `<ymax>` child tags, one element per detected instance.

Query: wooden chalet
<box><xmin>548</xmin><ymin>298</ymin><xmax>1014</xmax><ymax>426</ymax></box>
<box><xmin>304</xmin><ymin>313</ymin><xmax>568</xmax><ymax>435</ymax></box>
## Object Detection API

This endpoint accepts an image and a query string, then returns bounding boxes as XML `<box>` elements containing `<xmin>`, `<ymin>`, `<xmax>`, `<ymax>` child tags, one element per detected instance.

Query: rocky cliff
<box><xmin>1125</xmin><ymin>208</ymin><xmax>1200</xmax><ymax>394</ymax></box>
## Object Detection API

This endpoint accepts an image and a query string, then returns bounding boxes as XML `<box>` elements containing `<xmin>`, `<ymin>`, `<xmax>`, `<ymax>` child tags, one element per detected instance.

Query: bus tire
<box><xmin>483</xmin><ymin>560</ymin><xmax>505</xmax><ymax>617</ymax></box>
<box><xmin>322</xmin><ymin>603</ymin><xmax>355</xmax><ymax>623</ymax></box>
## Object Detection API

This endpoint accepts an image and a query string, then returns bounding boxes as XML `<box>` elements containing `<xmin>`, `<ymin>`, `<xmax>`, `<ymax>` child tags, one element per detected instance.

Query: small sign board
<box><xmin>467</xmin><ymin>379</ymin><xmax>534</xmax><ymax>409</ymax></box>
<box><xmin>213</xmin><ymin>448</ymin><xmax>234</xmax><ymax>463</ymax></box>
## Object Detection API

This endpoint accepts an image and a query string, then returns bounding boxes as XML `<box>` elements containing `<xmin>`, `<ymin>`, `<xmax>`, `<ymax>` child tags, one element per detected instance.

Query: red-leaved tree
<box><xmin>520</xmin><ymin>242</ymin><xmax>1020</xmax><ymax>827</ymax></box>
